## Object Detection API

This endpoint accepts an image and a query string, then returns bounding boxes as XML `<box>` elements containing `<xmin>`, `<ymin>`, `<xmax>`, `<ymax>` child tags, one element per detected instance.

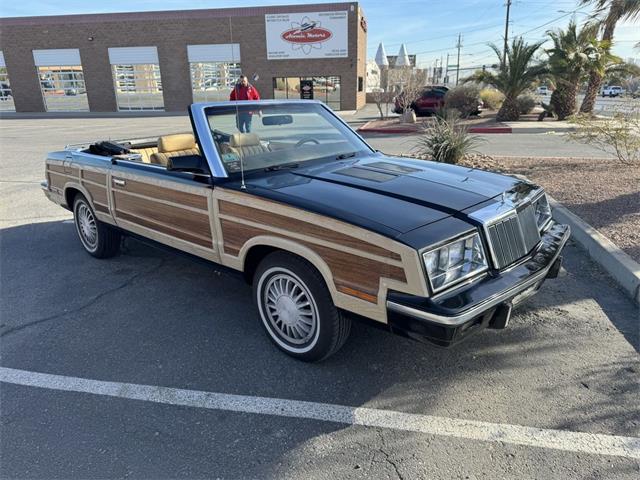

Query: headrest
<box><xmin>158</xmin><ymin>134</ymin><xmax>196</xmax><ymax>153</ymax></box>
<box><xmin>230</xmin><ymin>133</ymin><xmax>261</xmax><ymax>147</ymax></box>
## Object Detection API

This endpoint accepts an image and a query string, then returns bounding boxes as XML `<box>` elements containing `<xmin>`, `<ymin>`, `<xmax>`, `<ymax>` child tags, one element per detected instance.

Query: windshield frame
<box><xmin>189</xmin><ymin>100</ymin><xmax>375</xmax><ymax>179</ymax></box>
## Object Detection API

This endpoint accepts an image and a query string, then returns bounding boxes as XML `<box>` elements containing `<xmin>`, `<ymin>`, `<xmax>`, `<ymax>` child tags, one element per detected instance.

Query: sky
<box><xmin>1</xmin><ymin>0</ymin><xmax>638</xmax><ymax>70</ymax></box>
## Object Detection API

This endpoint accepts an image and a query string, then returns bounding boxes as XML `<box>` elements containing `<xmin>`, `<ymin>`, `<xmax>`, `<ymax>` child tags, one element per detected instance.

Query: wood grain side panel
<box><xmin>94</xmin><ymin>203</ymin><xmax>110</xmax><ymax>214</ymax></box>
<box><xmin>83</xmin><ymin>170</ymin><xmax>107</xmax><ymax>185</ymax></box>
<box><xmin>117</xmin><ymin>211</ymin><xmax>213</xmax><ymax>248</ymax></box>
<box><xmin>113</xmin><ymin>178</ymin><xmax>208</xmax><ymax>210</ymax></box>
<box><xmin>220</xmin><ymin>219</ymin><xmax>406</xmax><ymax>300</ymax></box>
<box><xmin>219</xmin><ymin>200</ymin><xmax>402</xmax><ymax>261</ymax></box>
<box><xmin>84</xmin><ymin>184</ymin><xmax>108</xmax><ymax>205</ymax></box>
<box><xmin>114</xmin><ymin>192</ymin><xmax>212</xmax><ymax>240</ymax></box>
<box><xmin>48</xmin><ymin>171</ymin><xmax>67</xmax><ymax>191</ymax></box>
<box><xmin>48</xmin><ymin>164</ymin><xmax>79</xmax><ymax>177</ymax></box>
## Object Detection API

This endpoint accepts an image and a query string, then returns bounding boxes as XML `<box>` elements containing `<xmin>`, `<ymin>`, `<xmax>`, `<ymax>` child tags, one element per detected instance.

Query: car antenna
<box><xmin>230</xmin><ymin>18</ymin><xmax>246</xmax><ymax>190</ymax></box>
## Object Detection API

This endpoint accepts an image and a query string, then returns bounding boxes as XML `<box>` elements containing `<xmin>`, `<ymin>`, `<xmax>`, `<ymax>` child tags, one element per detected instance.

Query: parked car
<box><xmin>394</xmin><ymin>86</ymin><xmax>449</xmax><ymax>116</ymax></box>
<box><xmin>536</xmin><ymin>86</ymin><xmax>550</xmax><ymax>96</ymax></box>
<box><xmin>602</xmin><ymin>86</ymin><xmax>624</xmax><ymax>97</ymax></box>
<box><xmin>42</xmin><ymin>100</ymin><xmax>570</xmax><ymax>361</ymax></box>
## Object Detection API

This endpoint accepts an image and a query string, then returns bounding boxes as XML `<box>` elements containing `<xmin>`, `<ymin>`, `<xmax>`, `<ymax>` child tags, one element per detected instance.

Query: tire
<box><xmin>253</xmin><ymin>251</ymin><xmax>351</xmax><ymax>362</ymax></box>
<box><xmin>73</xmin><ymin>193</ymin><xmax>121</xmax><ymax>258</ymax></box>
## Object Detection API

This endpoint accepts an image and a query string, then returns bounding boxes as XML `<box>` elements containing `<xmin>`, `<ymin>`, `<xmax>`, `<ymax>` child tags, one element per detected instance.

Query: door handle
<box><xmin>113</xmin><ymin>178</ymin><xmax>126</xmax><ymax>187</ymax></box>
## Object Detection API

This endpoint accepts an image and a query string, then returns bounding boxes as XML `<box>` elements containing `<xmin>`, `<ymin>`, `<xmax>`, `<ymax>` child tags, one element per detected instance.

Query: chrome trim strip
<box><xmin>387</xmin><ymin>224</ymin><xmax>570</xmax><ymax>326</ymax></box>
<box><xmin>189</xmin><ymin>103</ymin><xmax>228</xmax><ymax>178</ymax></box>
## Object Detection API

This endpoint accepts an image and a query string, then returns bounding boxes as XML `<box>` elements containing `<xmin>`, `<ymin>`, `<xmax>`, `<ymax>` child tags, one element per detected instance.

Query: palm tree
<box><xmin>546</xmin><ymin>21</ymin><xmax>601</xmax><ymax>120</ymax></box>
<box><xmin>465</xmin><ymin>38</ymin><xmax>546</xmax><ymax>121</ymax></box>
<box><xmin>579</xmin><ymin>0</ymin><xmax>640</xmax><ymax>113</ymax></box>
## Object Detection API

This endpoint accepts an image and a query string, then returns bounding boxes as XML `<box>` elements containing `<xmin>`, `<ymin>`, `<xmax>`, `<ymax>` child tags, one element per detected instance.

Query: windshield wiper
<box><xmin>336</xmin><ymin>152</ymin><xmax>357</xmax><ymax>160</ymax></box>
<box><xmin>264</xmin><ymin>163</ymin><xmax>299</xmax><ymax>172</ymax></box>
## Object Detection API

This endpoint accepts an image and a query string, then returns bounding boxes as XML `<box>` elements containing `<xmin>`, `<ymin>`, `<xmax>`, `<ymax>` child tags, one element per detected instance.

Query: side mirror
<box><xmin>166</xmin><ymin>155</ymin><xmax>209</xmax><ymax>174</ymax></box>
<box><xmin>262</xmin><ymin>114</ymin><xmax>293</xmax><ymax>126</ymax></box>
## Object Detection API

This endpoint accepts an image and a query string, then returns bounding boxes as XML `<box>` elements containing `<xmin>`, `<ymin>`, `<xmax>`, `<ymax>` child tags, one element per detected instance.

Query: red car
<box><xmin>394</xmin><ymin>86</ymin><xmax>448</xmax><ymax>116</ymax></box>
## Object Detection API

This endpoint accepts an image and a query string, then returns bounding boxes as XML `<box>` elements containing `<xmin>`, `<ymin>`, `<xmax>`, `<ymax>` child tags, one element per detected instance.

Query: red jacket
<box><xmin>230</xmin><ymin>84</ymin><xmax>260</xmax><ymax>101</ymax></box>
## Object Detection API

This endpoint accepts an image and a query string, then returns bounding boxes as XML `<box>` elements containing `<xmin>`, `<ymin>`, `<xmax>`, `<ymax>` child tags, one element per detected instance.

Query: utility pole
<box><xmin>503</xmin><ymin>0</ymin><xmax>512</xmax><ymax>66</ymax></box>
<box><xmin>445</xmin><ymin>53</ymin><xmax>450</xmax><ymax>85</ymax></box>
<box><xmin>455</xmin><ymin>33</ymin><xmax>462</xmax><ymax>85</ymax></box>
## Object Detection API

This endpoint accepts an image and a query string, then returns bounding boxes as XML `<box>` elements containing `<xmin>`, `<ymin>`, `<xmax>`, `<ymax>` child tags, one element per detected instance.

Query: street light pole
<box><xmin>503</xmin><ymin>0</ymin><xmax>512</xmax><ymax>66</ymax></box>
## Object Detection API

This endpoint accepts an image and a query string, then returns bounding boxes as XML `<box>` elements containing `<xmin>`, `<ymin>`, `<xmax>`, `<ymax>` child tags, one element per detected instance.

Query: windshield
<box><xmin>205</xmin><ymin>102</ymin><xmax>371</xmax><ymax>174</ymax></box>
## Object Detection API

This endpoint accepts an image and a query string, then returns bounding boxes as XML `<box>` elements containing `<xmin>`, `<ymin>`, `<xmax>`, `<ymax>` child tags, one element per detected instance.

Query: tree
<box><xmin>546</xmin><ymin>21</ymin><xmax>601</xmax><ymax>120</ymax></box>
<box><xmin>465</xmin><ymin>38</ymin><xmax>546</xmax><ymax>121</ymax></box>
<box><xmin>387</xmin><ymin>67</ymin><xmax>427</xmax><ymax>122</ymax></box>
<box><xmin>579</xmin><ymin>0</ymin><xmax>640</xmax><ymax>113</ymax></box>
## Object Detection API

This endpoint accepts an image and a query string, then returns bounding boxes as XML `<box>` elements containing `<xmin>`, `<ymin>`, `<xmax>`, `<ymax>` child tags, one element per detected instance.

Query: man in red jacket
<box><xmin>230</xmin><ymin>75</ymin><xmax>260</xmax><ymax>133</ymax></box>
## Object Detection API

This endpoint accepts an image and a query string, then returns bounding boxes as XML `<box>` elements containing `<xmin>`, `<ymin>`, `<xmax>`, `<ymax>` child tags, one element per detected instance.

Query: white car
<box><xmin>536</xmin><ymin>86</ymin><xmax>550</xmax><ymax>96</ymax></box>
<box><xmin>602</xmin><ymin>86</ymin><xmax>624</xmax><ymax>97</ymax></box>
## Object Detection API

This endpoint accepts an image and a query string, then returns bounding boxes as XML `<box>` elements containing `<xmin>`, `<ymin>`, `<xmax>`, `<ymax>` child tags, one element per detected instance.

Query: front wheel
<box><xmin>73</xmin><ymin>194</ymin><xmax>121</xmax><ymax>258</ymax></box>
<box><xmin>253</xmin><ymin>252</ymin><xmax>351</xmax><ymax>362</ymax></box>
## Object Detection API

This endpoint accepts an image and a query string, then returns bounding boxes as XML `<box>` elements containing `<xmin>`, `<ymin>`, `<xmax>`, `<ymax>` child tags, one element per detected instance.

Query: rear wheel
<box><xmin>73</xmin><ymin>194</ymin><xmax>121</xmax><ymax>258</ymax></box>
<box><xmin>253</xmin><ymin>251</ymin><xmax>351</xmax><ymax>362</ymax></box>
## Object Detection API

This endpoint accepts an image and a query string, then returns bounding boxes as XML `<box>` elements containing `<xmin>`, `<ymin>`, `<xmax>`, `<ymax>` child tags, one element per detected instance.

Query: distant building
<box><xmin>0</xmin><ymin>2</ymin><xmax>368</xmax><ymax>113</ymax></box>
<box><xmin>386</xmin><ymin>55</ymin><xmax>417</xmax><ymax>68</ymax></box>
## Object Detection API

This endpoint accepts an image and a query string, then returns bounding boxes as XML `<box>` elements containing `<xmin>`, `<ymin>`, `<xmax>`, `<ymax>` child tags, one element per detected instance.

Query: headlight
<box><xmin>533</xmin><ymin>194</ymin><xmax>552</xmax><ymax>230</ymax></box>
<box><xmin>423</xmin><ymin>232</ymin><xmax>488</xmax><ymax>293</ymax></box>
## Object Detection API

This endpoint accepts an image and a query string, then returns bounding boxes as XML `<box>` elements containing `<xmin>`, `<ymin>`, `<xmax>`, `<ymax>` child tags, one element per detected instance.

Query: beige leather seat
<box><xmin>150</xmin><ymin>133</ymin><xmax>200</xmax><ymax>166</ymax></box>
<box><xmin>228</xmin><ymin>133</ymin><xmax>270</xmax><ymax>159</ymax></box>
<box><xmin>129</xmin><ymin>147</ymin><xmax>158</xmax><ymax>164</ymax></box>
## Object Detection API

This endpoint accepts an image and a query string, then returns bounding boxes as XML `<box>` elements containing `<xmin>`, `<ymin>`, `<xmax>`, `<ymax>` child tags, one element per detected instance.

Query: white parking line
<box><xmin>2</xmin><ymin>366</ymin><xmax>639</xmax><ymax>459</ymax></box>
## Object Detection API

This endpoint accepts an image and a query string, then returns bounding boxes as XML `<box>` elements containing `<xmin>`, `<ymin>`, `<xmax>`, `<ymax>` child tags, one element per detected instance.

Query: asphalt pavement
<box><xmin>1</xmin><ymin>117</ymin><xmax>639</xmax><ymax>479</ymax></box>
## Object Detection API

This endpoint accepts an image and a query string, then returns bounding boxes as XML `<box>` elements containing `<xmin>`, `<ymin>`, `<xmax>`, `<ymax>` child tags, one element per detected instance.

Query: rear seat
<box><xmin>150</xmin><ymin>134</ymin><xmax>200</xmax><ymax>166</ymax></box>
<box><xmin>129</xmin><ymin>147</ymin><xmax>158</xmax><ymax>164</ymax></box>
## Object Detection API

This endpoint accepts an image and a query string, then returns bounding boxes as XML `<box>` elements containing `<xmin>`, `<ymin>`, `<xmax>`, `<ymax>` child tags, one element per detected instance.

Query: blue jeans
<box><xmin>237</xmin><ymin>112</ymin><xmax>253</xmax><ymax>133</ymax></box>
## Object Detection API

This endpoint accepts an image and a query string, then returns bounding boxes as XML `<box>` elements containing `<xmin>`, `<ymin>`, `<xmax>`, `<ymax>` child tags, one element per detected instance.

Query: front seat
<box><xmin>228</xmin><ymin>133</ymin><xmax>270</xmax><ymax>159</ymax></box>
<box><xmin>150</xmin><ymin>133</ymin><xmax>200</xmax><ymax>166</ymax></box>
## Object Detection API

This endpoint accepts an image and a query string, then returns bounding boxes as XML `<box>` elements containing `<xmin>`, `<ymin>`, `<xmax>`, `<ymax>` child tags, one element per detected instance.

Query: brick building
<box><xmin>0</xmin><ymin>2</ymin><xmax>367</xmax><ymax>113</ymax></box>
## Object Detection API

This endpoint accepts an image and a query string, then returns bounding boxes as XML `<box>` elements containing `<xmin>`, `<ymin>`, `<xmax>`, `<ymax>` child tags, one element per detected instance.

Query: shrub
<box><xmin>444</xmin><ymin>85</ymin><xmax>481</xmax><ymax>118</ymax></box>
<box><xmin>480</xmin><ymin>88</ymin><xmax>505</xmax><ymax>110</ymax></box>
<box><xmin>516</xmin><ymin>94</ymin><xmax>537</xmax><ymax>114</ymax></box>
<box><xmin>568</xmin><ymin>111</ymin><xmax>640</xmax><ymax>163</ymax></box>
<box><xmin>413</xmin><ymin>113</ymin><xmax>484</xmax><ymax>164</ymax></box>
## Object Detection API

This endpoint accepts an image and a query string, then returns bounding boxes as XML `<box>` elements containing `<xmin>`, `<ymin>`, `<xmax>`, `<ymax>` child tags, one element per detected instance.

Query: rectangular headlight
<box><xmin>533</xmin><ymin>194</ymin><xmax>552</xmax><ymax>230</ymax></box>
<box><xmin>423</xmin><ymin>232</ymin><xmax>488</xmax><ymax>293</ymax></box>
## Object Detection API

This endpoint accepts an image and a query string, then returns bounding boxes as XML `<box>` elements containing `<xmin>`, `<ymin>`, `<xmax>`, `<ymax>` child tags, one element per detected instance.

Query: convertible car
<box><xmin>42</xmin><ymin>100</ymin><xmax>570</xmax><ymax>361</ymax></box>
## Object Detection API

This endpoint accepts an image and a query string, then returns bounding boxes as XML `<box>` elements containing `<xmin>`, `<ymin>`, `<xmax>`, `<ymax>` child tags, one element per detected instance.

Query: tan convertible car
<box><xmin>42</xmin><ymin>101</ymin><xmax>570</xmax><ymax>361</ymax></box>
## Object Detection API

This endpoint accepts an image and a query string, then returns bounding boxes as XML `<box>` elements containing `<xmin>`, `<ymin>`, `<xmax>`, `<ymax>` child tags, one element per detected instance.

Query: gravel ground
<box><xmin>466</xmin><ymin>155</ymin><xmax>640</xmax><ymax>263</ymax></box>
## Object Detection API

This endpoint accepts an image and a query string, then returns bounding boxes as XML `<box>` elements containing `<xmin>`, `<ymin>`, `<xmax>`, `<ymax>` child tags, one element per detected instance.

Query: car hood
<box><xmin>240</xmin><ymin>154</ymin><xmax>525</xmax><ymax>238</ymax></box>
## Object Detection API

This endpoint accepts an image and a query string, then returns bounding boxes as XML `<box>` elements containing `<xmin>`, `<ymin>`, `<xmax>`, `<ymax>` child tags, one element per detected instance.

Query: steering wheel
<box><xmin>294</xmin><ymin>138</ymin><xmax>321</xmax><ymax>148</ymax></box>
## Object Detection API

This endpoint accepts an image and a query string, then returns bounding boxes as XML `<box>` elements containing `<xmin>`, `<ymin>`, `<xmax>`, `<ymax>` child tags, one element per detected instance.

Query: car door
<box><xmin>109</xmin><ymin>160</ymin><xmax>219</xmax><ymax>263</ymax></box>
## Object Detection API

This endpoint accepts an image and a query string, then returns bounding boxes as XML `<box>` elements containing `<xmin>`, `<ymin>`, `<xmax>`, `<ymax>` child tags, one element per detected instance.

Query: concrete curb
<box><xmin>548</xmin><ymin>195</ymin><xmax>640</xmax><ymax>305</ymax></box>
<box><xmin>357</xmin><ymin>120</ymin><xmax>576</xmax><ymax>135</ymax></box>
<box><xmin>468</xmin><ymin>126</ymin><xmax>512</xmax><ymax>134</ymax></box>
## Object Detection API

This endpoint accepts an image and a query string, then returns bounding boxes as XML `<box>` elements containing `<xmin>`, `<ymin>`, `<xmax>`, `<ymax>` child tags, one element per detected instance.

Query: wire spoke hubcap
<box><xmin>264</xmin><ymin>273</ymin><xmax>317</xmax><ymax>345</ymax></box>
<box><xmin>77</xmin><ymin>203</ymin><xmax>97</xmax><ymax>249</ymax></box>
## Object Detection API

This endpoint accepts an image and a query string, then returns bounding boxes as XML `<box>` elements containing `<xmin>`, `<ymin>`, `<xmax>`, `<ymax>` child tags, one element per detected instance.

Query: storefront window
<box><xmin>272</xmin><ymin>76</ymin><xmax>341</xmax><ymax>110</ymax></box>
<box><xmin>0</xmin><ymin>66</ymin><xmax>14</xmax><ymax>112</ymax></box>
<box><xmin>37</xmin><ymin>66</ymin><xmax>88</xmax><ymax>112</ymax></box>
<box><xmin>190</xmin><ymin>62</ymin><xmax>241</xmax><ymax>103</ymax></box>
<box><xmin>112</xmin><ymin>64</ymin><xmax>163</xmax><ymax>111</ymax></box>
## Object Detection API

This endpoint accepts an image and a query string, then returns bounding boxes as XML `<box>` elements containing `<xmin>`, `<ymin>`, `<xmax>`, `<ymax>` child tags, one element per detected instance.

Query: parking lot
<box><xmin>1</xmin><ymin>116</ymin><xmax>639</xmax><ymax>479</ymax></box>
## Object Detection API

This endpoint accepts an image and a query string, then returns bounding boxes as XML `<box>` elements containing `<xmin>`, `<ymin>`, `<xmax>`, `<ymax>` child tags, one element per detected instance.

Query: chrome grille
<box><xmin>487</xmin><ymin>205</ymin><xmax>541</xmax><ymax>269</ymax></box>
